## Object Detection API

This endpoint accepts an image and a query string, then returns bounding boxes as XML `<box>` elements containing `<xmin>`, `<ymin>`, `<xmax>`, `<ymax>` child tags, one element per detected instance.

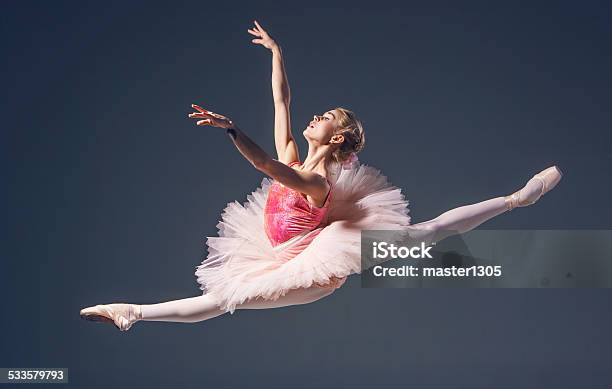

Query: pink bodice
<box><xmin>264</xmin><ymin>161</ymin><xmax>333</xmax><ymax>247</ymax></box>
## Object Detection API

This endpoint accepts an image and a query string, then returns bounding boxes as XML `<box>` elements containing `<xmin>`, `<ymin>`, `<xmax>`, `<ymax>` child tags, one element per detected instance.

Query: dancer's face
<box><xmin>303</xmin><ymin>109</ymin><xmax>344</xmax><ymax>147</ymax></box>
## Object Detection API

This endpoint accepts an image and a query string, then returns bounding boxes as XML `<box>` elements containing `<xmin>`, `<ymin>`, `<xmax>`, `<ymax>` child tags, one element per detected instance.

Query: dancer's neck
<box><xmin>301</xmin><ymin>145</ymin><xmax>332</xmax><ymax>177</ymax></box>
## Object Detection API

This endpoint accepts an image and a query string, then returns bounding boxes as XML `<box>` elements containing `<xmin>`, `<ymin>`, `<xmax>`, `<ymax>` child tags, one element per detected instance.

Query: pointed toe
<box><xmin>80</xmin><ymin>303</ymin><xmax>139</xmax><ymax>331</ymax></box>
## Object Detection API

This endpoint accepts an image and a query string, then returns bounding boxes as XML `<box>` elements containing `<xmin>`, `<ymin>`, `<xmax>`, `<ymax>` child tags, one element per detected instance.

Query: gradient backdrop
<box><xmin>2</xmin><ymin>1</ymin><xmax>611</xmax><ymax>388</ymax></box>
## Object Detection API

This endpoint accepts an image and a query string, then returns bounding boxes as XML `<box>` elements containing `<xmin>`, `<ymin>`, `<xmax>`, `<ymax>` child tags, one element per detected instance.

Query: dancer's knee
<box><xmin>409</xmin><ymin>219</ymin><xmax>454</xmax><ymax>245</ymax></box>
<box><xmin>279</xmin><ymin>284</ymin><xmax>336</xmax><ymax>306</ymax></box>
<box><xmin>238</xmin><ymin>284</ymin><xmax>337</xmax><ymax>310</ymax></box>
<box><xmin>413</xmin><ymin>219</ymin><xmax>441</xmax><ymax>232</ymax></box>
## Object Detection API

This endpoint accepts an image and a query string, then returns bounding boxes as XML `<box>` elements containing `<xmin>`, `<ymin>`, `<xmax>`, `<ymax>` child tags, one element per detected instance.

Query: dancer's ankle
<box><xmin>505</xmin><ymin>177</ymin><xmax>544</xmax><ymax>211</ymax></box>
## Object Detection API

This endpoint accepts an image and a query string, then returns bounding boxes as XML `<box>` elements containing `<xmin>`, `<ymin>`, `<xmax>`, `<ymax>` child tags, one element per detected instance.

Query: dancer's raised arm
<box><xmin>248</xmin><ymin>20</ymin><xmax>299</xmax><ymax>164</ymax></box>
<box><xmin>188</xmin><ymin>104</ymin><xmax>329</xmax><ymax>203</ymax></box>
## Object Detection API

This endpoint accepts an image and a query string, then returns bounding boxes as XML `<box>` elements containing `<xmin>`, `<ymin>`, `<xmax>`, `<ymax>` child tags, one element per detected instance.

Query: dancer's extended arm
<box><xmin>248</xmin><ymin>20</ymin><xmax>299</xmax><ymax>164</ymax></box>
<box><xmin>229</xmin><ymin>125</ymin><xmax>327</xmax><ymax>201</ymax></box>
<box><xmin>188</xmin><ymin>104</ymin><xmax>328</xmax><ymax>202</ymax></box>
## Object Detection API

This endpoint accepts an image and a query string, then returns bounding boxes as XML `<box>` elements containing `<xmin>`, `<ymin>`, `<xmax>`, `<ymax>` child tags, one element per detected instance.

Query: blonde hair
<box><xmin>331</xmin><ymin>107</ymin><xmax>365</xmax><ymax>163</ymax></box>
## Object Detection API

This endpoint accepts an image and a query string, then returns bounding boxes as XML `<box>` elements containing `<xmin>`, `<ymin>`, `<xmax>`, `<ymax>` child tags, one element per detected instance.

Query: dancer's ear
<box><xmin>330</xmin><ymin>133</ymin><xmax>344</xmax><ymax>145</ymax></box>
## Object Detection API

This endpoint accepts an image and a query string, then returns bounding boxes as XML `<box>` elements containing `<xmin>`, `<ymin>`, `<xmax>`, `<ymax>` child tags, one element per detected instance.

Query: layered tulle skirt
<box><xmin>195</xmin><ymin>163</ymin><xmax>412</xmax><ymax>313</ymax></box>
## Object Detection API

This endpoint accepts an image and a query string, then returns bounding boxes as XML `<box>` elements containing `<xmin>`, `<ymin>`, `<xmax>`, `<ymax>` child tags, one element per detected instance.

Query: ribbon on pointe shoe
<box><xmin>505</xmin><ymin>166</ymin><xmax>563</xmax><ymax>211</ymax></box>
<box><xmin>80</xmin><ymin>304</ymin><xmax>140</xmax><ymax>331</ymax></box>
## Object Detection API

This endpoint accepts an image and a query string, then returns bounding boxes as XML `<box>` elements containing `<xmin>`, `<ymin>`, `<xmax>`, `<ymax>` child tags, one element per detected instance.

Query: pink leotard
<box><xmin>263</xmin><ymin>161</ymin><xmax>333</xmax><ymax>248</ymax></box>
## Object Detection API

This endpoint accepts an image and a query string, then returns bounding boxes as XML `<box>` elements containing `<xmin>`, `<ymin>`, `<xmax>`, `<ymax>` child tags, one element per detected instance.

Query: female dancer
<box><xmin>80</xmin><ymin>21</ymin><xmax>562</xmax><ymax>331</ymax></box>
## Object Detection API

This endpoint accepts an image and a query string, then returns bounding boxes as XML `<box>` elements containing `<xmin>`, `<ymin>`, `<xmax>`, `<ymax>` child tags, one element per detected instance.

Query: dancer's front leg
<box><xmin>409</xmin><ymin>165</ymin><xmax>563</xmax><ymax>245</ymax></box>
<box><xmin>409</xmin><ymin>197</ymin><xmax>507</xmax><ymax>245</ymax></box>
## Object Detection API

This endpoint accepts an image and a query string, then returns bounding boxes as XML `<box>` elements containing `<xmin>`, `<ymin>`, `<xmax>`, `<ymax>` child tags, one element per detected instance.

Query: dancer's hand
<box><xmin>188</xmin><ymin>104</ymin><xmax>236</xmax><ymax>129</ymax></box>
<box><xmin>247</xmin><ymin>20</ymin><xmax>277</xmax><ymax>51</ymax></box>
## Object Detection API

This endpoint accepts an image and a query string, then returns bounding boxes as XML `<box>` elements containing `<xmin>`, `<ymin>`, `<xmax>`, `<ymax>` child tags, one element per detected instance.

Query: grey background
<box><xmin>2</xmin><ymin>1</ymin><xmax>611</xmax><ymax>388</ymax></box>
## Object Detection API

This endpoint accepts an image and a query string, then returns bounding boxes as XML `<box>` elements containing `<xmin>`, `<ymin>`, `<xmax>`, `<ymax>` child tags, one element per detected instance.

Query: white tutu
<box><xmin>195</xmin><ymin>162</ymin><xmax>412</xmax><ymax>313</ymax></box>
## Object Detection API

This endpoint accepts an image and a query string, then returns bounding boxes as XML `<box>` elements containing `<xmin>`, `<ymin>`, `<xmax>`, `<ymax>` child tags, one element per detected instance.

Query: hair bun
<box><xmin>331</xmin><ymin>107</ymin><xmax>365</xmax><ymax>164</ymax></box>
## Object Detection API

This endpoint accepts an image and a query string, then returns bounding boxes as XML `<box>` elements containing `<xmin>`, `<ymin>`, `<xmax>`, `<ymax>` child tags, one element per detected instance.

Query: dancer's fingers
<box><xmin>213</xmin><ymin>111</ymin><xmax>231</xmax><ymax>120</ymax></box>
<box><xmin>190</xmin><ymin>104</ymin><xmax>232</xmax><ymax>124</ymax></box>
<box><xmin>188</xmin><ymin>112</ymin><xmax>210</xmax><ymax>118</ymax></box>
<box><xmin>206</xmin><ymin>110</ymin><xmax>229</xmax><ymax>120</ymax></box>
<box><xmin>189</xmin><ymin>110</ymin><xmax>215</xmax><ymax>118</ymax></box>
<box><xmin>247</xmin><ymin>28</ymin><xmax>259</xmax><ymax>36</ymax></box>
<box><xmin>254</xmin><ymin>20</ymin><xmax>264</xmax><ymax>32</ymax></box>
<box><xmin>252</xmin><ymin>39</ymin><xmax>264</xmax><ymax>45</ymax></box>
<box><xmin>191</xmin><ymin>104</ymin><xmax>223</xmax><ymax>118</ymax></box>
<box><xmin>197</xmin><ymin>119</ymin><xmax>213</xmax><ymax>126</ymax></box>
<box><xmin>191</xmin><ymin>104</ymin><xmax>208</xmax><ymax>113</ymax></box>
<box><xmin>201</xmin><ymin>111</ymin><xmax>219</xmax><ymax>119</ymax></box>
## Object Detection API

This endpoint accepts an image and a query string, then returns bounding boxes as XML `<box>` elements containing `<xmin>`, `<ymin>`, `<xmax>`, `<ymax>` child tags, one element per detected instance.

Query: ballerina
<box><xmin>80</xmin><ymin>20</ymin><xmax>562</xmax><ymax>331</ymax></box>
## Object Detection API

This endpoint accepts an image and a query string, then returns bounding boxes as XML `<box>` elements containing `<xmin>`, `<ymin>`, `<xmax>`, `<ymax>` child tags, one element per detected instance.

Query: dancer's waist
<box><xmin>272</xmin><ymin>228</ymin><xmax>323</xmax><ymax>261</ymax></box>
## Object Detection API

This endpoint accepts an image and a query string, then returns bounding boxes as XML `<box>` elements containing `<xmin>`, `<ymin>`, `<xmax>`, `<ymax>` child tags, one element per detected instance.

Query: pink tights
<box><xmin>139</xmin><ymin>178</ymin><xmax>545</xmax><ymax>323</ymax></box>
<box><xmin>140</xmin><ymin>284</ymin><xmax>336</xmax><ymax>323</ymax></box>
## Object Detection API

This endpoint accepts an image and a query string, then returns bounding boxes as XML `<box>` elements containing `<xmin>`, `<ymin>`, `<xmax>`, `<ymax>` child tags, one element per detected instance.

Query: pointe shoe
<box><xmin>80</xmin><ymin>303</ymin><xmax>142</xmax><ymax>331</ymax></box>
<box><xmin>505</xmin><ymin>165</ymin><xmax>563</xmax><ymax>211</ymax></box>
